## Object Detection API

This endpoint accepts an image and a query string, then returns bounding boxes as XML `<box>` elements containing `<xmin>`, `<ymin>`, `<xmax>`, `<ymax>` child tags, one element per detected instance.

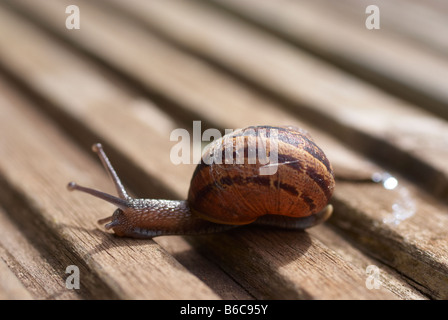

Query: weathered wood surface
<box><xmin>0</xmin><ymin>205</ymin><xmax>81</xmax><ymax>300</ymax></box>
<box><xmin>0</xmin><ymin>0</ymin><xmax>447</xmax><ymax>300</ymax></box>
<box><xmin>314</xmin><ymin>0</ymin><xmax>448</xmax><ymax>55</ymax></box>
<box><xmin>0</xmin><ymin>258</ymin><xmax>33</xmax><ymax>300</ymax></box>
<box><xmin>210</xmin><ymin>0</ymin><xmax>448</xmax><ymax>120</ymax></box>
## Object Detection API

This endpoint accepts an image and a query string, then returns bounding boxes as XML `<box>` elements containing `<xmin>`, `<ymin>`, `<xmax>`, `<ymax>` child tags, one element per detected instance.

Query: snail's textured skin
<box><xmin>101</xmin><ymin>201</ymin><xmax>235</xmax><ymax>238</ymax></box>
<box><xmin>189</xmin><ymin>126</ymin><xmax>335</xmax><ymax>225</ymax></box>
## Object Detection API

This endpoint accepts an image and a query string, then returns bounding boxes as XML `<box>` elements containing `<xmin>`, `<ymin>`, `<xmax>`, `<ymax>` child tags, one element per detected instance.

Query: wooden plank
<box><xmin>308</xmin><ymin>225</ymin><xmax>427</xmax><ymax>300</ymax></box>
<box><xmin>0</xmin><ymin>258</ymin><xmax>33</xmax><ymax>300</ymax></box>
<box><xmin>331</xmin><ymin>177</ymin><xmax>448</xmax><ymax>299</ymax></box>
<box><xmin>193</xmin><ymin>224</ymin><xmax>428</xmax><ymax>300</ymax></box>
<box><xmin>186</xmin><ymin>229</ymin><xmax>381</xmax><ymax>299</ymax></box>
<box><xmin>77</xmin><ymin>0</ymin><xmax>448</xmax><ymax>200</ymax></box>
<box><xmin>313</xmin><ymin>0</ymin><xmax>448</xmax><ymax>55</ymax></box>
<box><xmin>0</xmin><ymin>5</ymin><xmax>400</xmax><ymax>299</ymax></box>
<box><xmin>208</xmin><ymin>0</ymin><xmax>448</xmax><ymax>120</ymax></box>
<box><xmin>0</xmin><ymin>77</ymin><xmax>221</xmax><ymax>299</ymax></box>
<box><xmin>155</xmin><ymin>236</ymin><xmax>254</xmax><ymax>299</ymax></box>
<box><xmin>0</xmin><ymin>206</ymin><xmax>81</xmax><ymax>299</ymax></box>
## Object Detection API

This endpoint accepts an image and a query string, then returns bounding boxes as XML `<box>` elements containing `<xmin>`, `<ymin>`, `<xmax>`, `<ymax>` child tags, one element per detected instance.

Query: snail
<box><xmin>67</xmin><ymin>126</ymin><xmax>335</xmax><ymax>238</ymax></box>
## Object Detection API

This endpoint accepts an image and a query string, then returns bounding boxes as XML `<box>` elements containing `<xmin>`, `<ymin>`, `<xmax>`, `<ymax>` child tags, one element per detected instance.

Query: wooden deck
<box><xmin>0</xmin><ymin>0</ymin><xmax>447</xmax><ymax>300</ymax></box>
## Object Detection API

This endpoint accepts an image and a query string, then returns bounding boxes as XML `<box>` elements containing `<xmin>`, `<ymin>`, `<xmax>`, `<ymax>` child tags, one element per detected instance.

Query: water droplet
<box><xmin>383</xmin><ymin>176</ymin><xmax>398</xmax><ymax>190</ymax></box>
<box><xmin>371</xmin><ymin>172</ymin><xmax>416</xmax><ymax>225</ymax></box>
<box><xmin>371</xmin><ymin>172</ymin><xmax>384</xmax><ymax>183</ymax></box>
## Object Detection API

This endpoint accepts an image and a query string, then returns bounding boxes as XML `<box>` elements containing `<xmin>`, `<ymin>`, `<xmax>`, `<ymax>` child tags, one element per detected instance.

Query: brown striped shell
<box><xmin>188</xmin><ymin>126</ymin><xmax>335</xmax><ymax>225</ymax></box>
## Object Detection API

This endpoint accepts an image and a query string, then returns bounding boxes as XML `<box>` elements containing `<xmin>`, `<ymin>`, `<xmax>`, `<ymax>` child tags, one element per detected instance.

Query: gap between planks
<box><xmin>0</xmin><ymin>205</ymin><xmax>83</xmax><ymax>300</ymax></box>
<box><xmin>208</xmin><ymin>0</ymin><xmax>448</xmax><ymax>121</ymax></box>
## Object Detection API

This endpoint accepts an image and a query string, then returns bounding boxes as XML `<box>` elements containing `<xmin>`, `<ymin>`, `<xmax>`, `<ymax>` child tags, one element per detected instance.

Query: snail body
<box><xmin>68</xmin><ymin>126</ymin><xmax>335</xmax><ymax>238</ymax></box>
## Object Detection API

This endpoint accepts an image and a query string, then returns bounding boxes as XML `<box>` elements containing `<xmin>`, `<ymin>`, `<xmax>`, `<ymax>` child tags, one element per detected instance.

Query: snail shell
<box><xmin>188</xmin><ymin>126</ymin><xmax>335</xmax><ymax>225</ymax></box>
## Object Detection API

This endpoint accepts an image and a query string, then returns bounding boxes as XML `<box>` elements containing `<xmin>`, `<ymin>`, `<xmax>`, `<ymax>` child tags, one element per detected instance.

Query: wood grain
<box><xmin>155</xmin><ymin>236</ymin><xmax>253</xmax><ymax>300</ymax></box>
<box><xmin>208</xmin><ymin>0</ymin><xmax>448</xmax><ymax>120</ymax></box>
<box><xmin>313</xmin><ymin>0</ymin><xmax>448</xmax><ymax>55</ymax></box>
<box><xmin>0</xmin><ymin>259</ymin><xmax>33</xmax><ymax>300</ymax></box>
<box><xmin>309</xmin><ymin>225</ymin><xmax>427</xmax><ymax>300</ymax></box>
<box><xmin>0</xmin><ymin>206</ymin><xmax>82</xmax><ymax>299</ymax></box>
